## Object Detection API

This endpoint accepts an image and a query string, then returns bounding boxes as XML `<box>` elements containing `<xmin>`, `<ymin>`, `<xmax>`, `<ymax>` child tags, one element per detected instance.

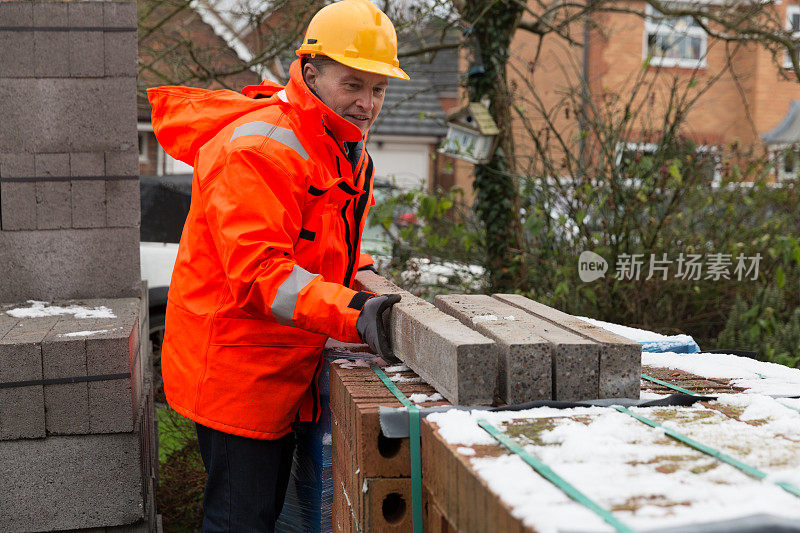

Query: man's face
<box><xmin>303</xmin><ymin>60</ymin><xmax>388</xmax><ymax>134</ymax></box>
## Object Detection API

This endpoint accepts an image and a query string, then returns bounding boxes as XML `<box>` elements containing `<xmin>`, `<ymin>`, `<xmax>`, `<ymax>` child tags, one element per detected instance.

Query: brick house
<box><xmin>504</xmin><ymin>0</ymin><xmax>800</xmax><ymax>180</ymax></box>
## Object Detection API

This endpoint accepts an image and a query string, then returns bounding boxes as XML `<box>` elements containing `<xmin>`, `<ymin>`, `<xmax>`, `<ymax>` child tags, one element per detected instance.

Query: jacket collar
<box><xmin>284</xmin><ymin>59</ymin><xmax>365</xmax><ymax>145</ymax></box>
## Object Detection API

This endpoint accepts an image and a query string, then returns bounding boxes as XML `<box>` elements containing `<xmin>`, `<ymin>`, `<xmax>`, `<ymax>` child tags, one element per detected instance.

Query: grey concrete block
<box><xmin>36</xmin><ymin>180</ymin><xmax>72</xmax><ymax>229</ymax></box>
<box><xmin>87</xmin><ymin>336</ymin><xmax>132</xmax><ymax>375</ymax></box>
<box><xmin>0</xmin><ymin>31</ymin><xmax>35</xmax><ymax>78</ymax></box>
<box><xmin>72</xmin><ymin>180</ymin><xmax>107</xmax><ymax>228</ymax></box>
<box><xmin>45</xmin><ymin>383</ymin><xmax>91</xmax><ymax>435</ymax></box>
<box><xmin>71</xmin><ymin>30</ymin><xmax>105</xmax><ymax>78</ymax></box>
<box><xmin>33</xmin><ymin>2</ymin><xmax>69</xmax><ymax>27</ymax></box>
<box><xmin>354</xmin><ymin>270</ymin><xmax>498</xmax><ymax>405</ymax></box>
<box><xmin>0</xmin><ymin>432</ymin><xmax>145</xmax><ymax>531</ymax></box>
<box><xmin>89</xmin><ymin>377</ymin><xmax>134</xmax><ymax>433</ymax></box>
<box><xmin>0</xmin><ymin>152</ymin><xmax>35</xmax><ymax>178</ymax></box>
<box><xmin>35</xmin><ymin>29</ymin><xmax>71</xmax><ymax>78</ymax></box>
<box><xmin>105</xmin><ymin>31</ymin><xmax>138</xmax><ymax>78</ymax></box>
<box><xmin>0</xmin><ymin>78</ymin><xmax>138</xmax><ymax>154</ymax></box>
<box><xmin>106</xmin><ymin>150</ymin><xmax>139</xmax><ymax>177</ymax></box>
<box><xmin>104</xmin><ymin>2</ymin><xmax>138</xmax><ymax>28</ymax></box>
<box><xmin>0</xmin><ymin>320</ymin><xmax>48</xmax><ymax>439</ymax></box>
<box><xmin>0</xmin><ymin>1</ymin><xmax>33</xmax><ymax>27</ymax></box>
<box><xmin>0</xmin><ymin>228</ymin><xmax>141</xmax><ymax>301</ymax></box>
<box><xmin>434</xmin><ymin>294</ymin><xmax>552</xmax><ymax>403</ymax></box>
<box><xmin>71</xmin><ymin>151</ymin><xmax>106</xmax><ymax>177</ymax></box>
<box><xmin>35</xmin><ymin>152</ymin><xmax>70</xmax><ymax>178</ymax></box>
<box><xmin>1</xmin><ymin>181</ymin><xmax>37</xmax><ymax>231</ymax></box>
<box><xmin>494</xmin><ymin>294</ymin><xmax>642</xmax><ymax>399</ymax></box>
<box><xmin>0</xmin><ymin>386</ymin><xmax>46</xmax><ymax>439</ymax></box>
<box><xmin>106</xmin><ymin>179</ymin><xmax>140</xmax><ymax>227</ymax></box>
<box><xmin>69</xmin><ymin>1</ymin><xmax>104</xmax><ymax>28</ymax></box>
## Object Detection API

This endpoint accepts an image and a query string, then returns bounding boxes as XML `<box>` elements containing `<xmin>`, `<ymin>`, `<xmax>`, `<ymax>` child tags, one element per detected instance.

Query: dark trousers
<box><xmin>195</xmin><ymin>423</ymin><xmax>296</xmax><ymax>532</ymax></box>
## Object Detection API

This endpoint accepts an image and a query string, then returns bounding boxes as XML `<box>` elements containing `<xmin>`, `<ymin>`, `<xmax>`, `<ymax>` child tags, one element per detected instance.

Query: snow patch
<box><xmin>457</xmin><ymin>447</ymin><xmax>476</xmax><ymax>456</ymax></box>
<box><xmin>57</xmin><ymin>329</ymin><xmax>117</xmax><ymax>338</ymax></box>
<box><xmin>472</xmin><ymin>314</ymin><xmax>498</xmax><ymax>324</ymax></box>
<box><xmin>389</xmin><ymin>373</ymin><xmax>422</xmax><ymax>383</ymax></box>
<box><xmin>409</xmin><ymin>393</ymin><xmax>443</xmax><ymax>404</ymax></box>
<box><xmin>6</xmin><ymin>301</ymin><xmax>116</xmax><ymax>319</ymax></box>
<box><xmin>384</xmin><ymin>364</ymin><xmax>410</xmax><ymax>373</ymax></box>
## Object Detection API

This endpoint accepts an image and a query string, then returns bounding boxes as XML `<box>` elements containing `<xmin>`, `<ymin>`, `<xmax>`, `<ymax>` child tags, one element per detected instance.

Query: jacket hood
<box><xmin>148</xmin><ymin>59</ymin><xmax>365</xmax><ymax>167</ymax></box>
<box><xmin>147</xmin><ymin>80</ymin><xmax>284</xmax><ymax>166</ymax></box>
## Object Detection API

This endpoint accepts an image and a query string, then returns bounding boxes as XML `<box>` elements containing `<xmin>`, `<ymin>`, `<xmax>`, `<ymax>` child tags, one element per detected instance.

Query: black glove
<box><xmin>356</xmin><ymin>294</ymin><xmax>401</xmax><ymax>358</ymax></box>
<box><xmin>358</xmin><ymin>264</ymin><xmax>379</xmax><ymax>274</ymax></box>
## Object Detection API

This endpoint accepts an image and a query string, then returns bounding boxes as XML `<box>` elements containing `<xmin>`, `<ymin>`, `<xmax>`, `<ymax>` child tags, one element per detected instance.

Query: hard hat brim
<box><xmin>323</xmin><ymin>52</ymin><xmax>410</xmax><ymax>81</ymax></box>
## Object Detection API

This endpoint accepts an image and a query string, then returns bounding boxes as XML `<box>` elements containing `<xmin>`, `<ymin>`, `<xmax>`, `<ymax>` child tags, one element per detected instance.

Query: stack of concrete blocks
<box><xmin>354</xmin><ymin>271</ymin><xmax>641</xmax><ymax>403</ymax></box>
<box><xmin>329</xmin><ymin>361</ymin><xmax>451</xmax><ymax>532</ymax></box>
<box><xmin>0</xmin><ymin>0</ymin><xmax>141</xmax><ymax>300</ymax></box>
<box><xmin>0</xmin><ymin>2</ymin><xmax>157</xmax><ymax>531</ymax></box>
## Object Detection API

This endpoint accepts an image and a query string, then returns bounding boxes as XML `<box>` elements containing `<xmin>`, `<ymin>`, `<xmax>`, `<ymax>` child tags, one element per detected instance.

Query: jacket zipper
<box><xmin>343</xmin><ymin>155</ymin><xmax>374</xmax><ymax>287</ymax></box>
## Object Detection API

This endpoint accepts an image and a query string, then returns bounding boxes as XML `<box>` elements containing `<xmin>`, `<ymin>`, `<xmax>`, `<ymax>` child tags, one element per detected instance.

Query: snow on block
<box><xmin>494</xmin><ymin>294</ymin><xmax>642</xmax><ymax>399</ymax></box>
<box><xmin>1</xmin><ymin>297</ymin><xmax>142</xmax><ymax>437</ymax></box>
<box><xmin>423</xmin><ymin>398</ymin><xmax>800</xmax><ymax>533</ymax></box>
<box><xmin>354</xmin><ymin>270</ymin><xmax>497</xmax><ymax>405</ymax></box>
<box><xmin>642</xmin><ymin>351</ymin><xmax>800</xmax><ymax>397</ymax></box>
<box><xmin>578</xmin><ymin>315</ymin><xmax>701</xmax><ymax>353</ymax></box>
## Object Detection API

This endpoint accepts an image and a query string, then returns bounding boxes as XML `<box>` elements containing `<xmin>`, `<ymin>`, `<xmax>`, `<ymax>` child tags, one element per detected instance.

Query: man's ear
<box><xmin>302</xmin><ymin>62</ymin><xmax>319</xmax><ymax>91</ymax></box>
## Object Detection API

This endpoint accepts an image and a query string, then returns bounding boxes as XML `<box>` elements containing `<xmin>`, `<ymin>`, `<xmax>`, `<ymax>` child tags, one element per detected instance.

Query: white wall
<box><xmin>366</xmin><ymin>135</ymin><xmax>438</xmax><ymax>191</ymax></box>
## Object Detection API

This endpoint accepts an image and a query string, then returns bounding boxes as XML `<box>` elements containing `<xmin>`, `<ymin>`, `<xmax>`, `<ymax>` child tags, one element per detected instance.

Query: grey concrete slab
<box><xmin>36</xmin><ymin>181</ymin><xmax>72</xmax><ymax>229</ymax></box>
<box><xmin>69</xmin><ymin>1</ymin><xmax>104</xmax><ymax>28</ymax></box>
<box><xmin>35</xmin><ymin>29</ymin><xmax>70</xmax><ymax>78</ymax></box>
<box><xmin>106</xmin><ymin>179</ymin><xmax>140</xmax><ymax>227</ymax></box>
<box><xmin>0</xmin><ymin>228</ymin><xmax>141</xmax><ymax>301</ymax></box>
<box><xmin>72</xmin><ymin>180</ymin><xmax>107</xmax><ymax>228</ymax></box>
<box><xmin>45</xmin><ymin>383</ymin><xmax>91</xmax><ymax>435</ymax></box>
<box><xmin>0</xmin><ymin>152</ymin><xmax>35</xmax><ymax>178</ymax></box>
<box><xmin>1</xmin><ymin>181</ymin><xmax>38</xmax><ymax>231</ymax></box>
<box><xmin>0</xmin><ymin>386</ymin><xmax>46</xmax><ymax>439</ymax></box>
<box><xmin>105</xmin><ymin>150</ymin><xmax>139</xmax><ymax>177</ymax></box>
<box><xmin>71</xmin><ymin>30</ymin><xmax>105</xmax><ymax>78</ymax></box>
<box><xmin>493</xmin><ymin>294</ymin><xmax>642</xmax><ymax>399</ymax></box>
<box><xmin>0</xmin><ymin>30</ymin><xmax>35</xmax><ymax>78</ymax></box>
<box><xmin>0</xmin><ymin>432</ymin><xmax>145</xmax><ymax>531</ymax></box>
<box><xmin>434</xmin><ymin>294</ymin><xmax>553</xmax><ymax>403</ymax></box>
<box><xmin>33</xmin><ymin>1</ymin><xmax>69</xmax><ymax>27</ymax></box>
<box><xmin>71</xmin><ymin>151</ymin><xmax>106</xmax><ymax>177</ymax></box>
<box><xmin>353</xmin><ymin>270</ymin><xmax>498</xmax><ymax>405</ymax></box>
<box><xmin>104</xmin><ymin>2</ymin><xmax>137</xmax><ymax>28</ymax></box>
<box><xmin>87</xmin><ymin>336</ymin><xmax>132</xmax><ymax>375</ymax></box>
<box><xmin>0</xmin><ymin>1</ymin><xmax>33</xmax><ymax>27</ymax></box>
<box><xmin>0</xmin><ymin>78</ymin><xmax>137</xmax><ymax>154</ymax></box>
<box><xmin>35</xmin><ymin>152</ymin><xmax>70</xmax><ymax>178</ymax></box>
<box><xmin>89</xmin><ymin>378</ymin><xmax>133</xmax><ymax>434</ymax></box>
<box><xmin>104</xmin><ymin>31</ymin><xmax>138</xmax><ymax>78</ymax></box>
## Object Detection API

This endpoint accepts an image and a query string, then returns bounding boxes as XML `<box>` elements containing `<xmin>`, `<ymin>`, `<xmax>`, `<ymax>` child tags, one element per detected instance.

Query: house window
<box><xmin>644</xmin><ymin>5</ymin><xmax>707</xmax><ymax>68</ymax></box>
<box><xmin>616</xmin><ymin>142</ymin><xmax>720</xmax><ymax>186</ymax></box>
<box><xmin>784</xmin><ymin>5</ymin><xmax>800</xmax><ymax>69</ymax></box>
<box><xmin>776</xmin><ymin>146</ymin><xmax>800</xmax><ymax>181</ymax></box>
<box><xmin>138</xmin><ymin>131</ymin><xmax>149</xmax><ymax>163</ymax></box>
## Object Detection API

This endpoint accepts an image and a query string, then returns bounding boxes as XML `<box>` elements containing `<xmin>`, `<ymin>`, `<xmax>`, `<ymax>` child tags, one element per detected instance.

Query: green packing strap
<box><xmin>643</xmin><ymin>373</ymin><xmax>800</xmax><ymax>421</ymax></box>
<box><xmin>641</xmin><ymin>373</ymin><xmax>698</xmax><ymax>396</ymax></box>
<box><xmin>477</xmin><ymin>419</ymin><xmax>639</xmax><ymax>533</ymax></box>
<box><xmin>370</xmin><ymin>365</ymin><xmax>424</xmax><ymax>532</ymax></box>
<box><xmin>613</xmin><ymin>406</ymin><xmax>800</xmax><ymax>499</ymax></box>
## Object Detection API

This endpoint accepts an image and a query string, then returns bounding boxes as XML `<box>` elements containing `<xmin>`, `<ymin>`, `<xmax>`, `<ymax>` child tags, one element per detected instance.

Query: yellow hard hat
<box><xmin>296</xmin><ymin>0</ymin><xmax>410</xmax><ymax>81</ymax></box>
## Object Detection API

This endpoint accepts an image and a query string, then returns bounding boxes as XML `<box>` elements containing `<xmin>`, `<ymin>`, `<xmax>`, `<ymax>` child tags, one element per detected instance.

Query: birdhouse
<box><xmin>439</xmin><ymin>102</ymin><xmax>500</xmax><ymax>164</ymax></box>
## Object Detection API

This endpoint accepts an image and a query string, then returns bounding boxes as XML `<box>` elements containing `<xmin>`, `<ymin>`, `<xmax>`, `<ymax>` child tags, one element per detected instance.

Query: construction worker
<box><xmin>147</xmin><ymin>0</ymin><xmax>408</xmax><ymax>530</ymax></box>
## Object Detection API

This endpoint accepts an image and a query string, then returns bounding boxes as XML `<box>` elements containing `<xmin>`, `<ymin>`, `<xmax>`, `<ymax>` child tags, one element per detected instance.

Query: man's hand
<box><xmin>356</xmin><ymin>294</ymin><xmax>401</xmax><ymax>358</ymax></box>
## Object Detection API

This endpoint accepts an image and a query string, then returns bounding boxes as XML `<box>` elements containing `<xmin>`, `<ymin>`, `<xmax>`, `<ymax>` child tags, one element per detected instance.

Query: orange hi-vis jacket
<box><xmin>148</xmin><ymin>59</ymin><xmax>378</xmax><ymax>439</ymax></box>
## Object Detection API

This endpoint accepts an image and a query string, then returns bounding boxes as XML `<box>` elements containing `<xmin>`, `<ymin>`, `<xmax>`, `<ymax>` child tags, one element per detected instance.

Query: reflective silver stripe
<box><xmin>229</xmin><ymin>121</ymin><xmax>309</xmax><ymax>160</ymax></box>
<box><xmin>271</xmin><ymin>265</ymin><xmax>318</xmax><ymax>326</ymax></box>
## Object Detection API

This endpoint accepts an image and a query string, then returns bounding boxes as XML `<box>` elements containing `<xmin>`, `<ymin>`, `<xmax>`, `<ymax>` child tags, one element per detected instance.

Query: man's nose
<box><xmin>355</xmin><ymin>89</ymin><xmax>373</xmax><ymax>111</ymax></box>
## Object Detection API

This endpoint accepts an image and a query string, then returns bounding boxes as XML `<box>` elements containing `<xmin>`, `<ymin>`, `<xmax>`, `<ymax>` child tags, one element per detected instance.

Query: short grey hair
<box><xmin>302</xmin><ymin>55</ymin><xmax>338</xmax><ymax>74</ymax></box>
